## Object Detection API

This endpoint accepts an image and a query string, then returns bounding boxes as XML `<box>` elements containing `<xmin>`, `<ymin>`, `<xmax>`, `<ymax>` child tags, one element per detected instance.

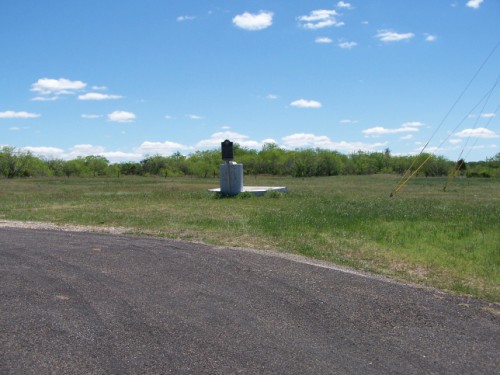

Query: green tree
<box><xmin>188</xmin><ymin>150</ymin><xmax>219</xmax><ymax>178</ymax></box>
<box><xmin>290</xmin><ymin>149</ymin><xmax>317</xmax><ymax>177</ymax></box>
<box><xmin>84</xmin><ymin>155</ymin><xmax>109</xmax><ymax>177</ymax></box>
<box><xmin>46</xmin><ymin>159</ymin><xmax>66</xmax><ymax>177</ymax></box>
<box><xmin>316</xmin><ymin>149</ymin><xmax>346</xmax><ymax>176</ymax></box>
<box><xmin>24</xmin><ymin>155</ymin><xmax>51</xmax><ymax>177</ymax></box>
<box><xmin>119</xmin><ymin>162</ymin><xmax>142</xmax><ymax>176</ymax></box>
<box><xmin>63</xmin><ymin>159</ymin><xmax>85</xmax><ymax>177</ymax></box>
<box><xmin>390</xmin><ymin>155</ymin><xmax>413</xmax><ymax>175</ymax></box>
<box><xmin>421</xmin><ymin>155</ymin><xmax>451</xmax><ymax>176</ymax></box>
<box><xmin>0</xmin><ymin>146</ymin><xmax>34</xmax><ymax>178</ymax></box>
<box><xmin>349</xmin><ymin>151</ymin><xmax>381</xmax><ymax>175</ymax></box>
<box><xmin>257</xmin><ymin>143</ymin><xmax>288</xmax><ymax>175</ymax></box>
<box><xmin>140</xmin><ymin>155</ymin><xmax>168</xmax><ymax>176</ymax></box>
<box><xmin>107</xmin><ymin>164</ymin><xmax>121</xmax><ymax>177</ymax></box>
<box><xmin>171</xmin><ymin>152</ymin><xmax>189</xmax><ymax>175</ymax></box>
<box><xmin>234</xmin><ymin>146</ymin><xmax>258</xmax><ymax>176</ymax></box>
<box><xmin>487</xmin><ymin>152</ymin><xmax>500</xmax><ymax>168</ymax></box>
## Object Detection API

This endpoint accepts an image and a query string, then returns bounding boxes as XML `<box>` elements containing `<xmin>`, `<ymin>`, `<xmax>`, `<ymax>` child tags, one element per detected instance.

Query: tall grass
<box><xmin>0</xmin><ymin>175</ymin><xmax>498</xmax><ymax>301</ymax></box>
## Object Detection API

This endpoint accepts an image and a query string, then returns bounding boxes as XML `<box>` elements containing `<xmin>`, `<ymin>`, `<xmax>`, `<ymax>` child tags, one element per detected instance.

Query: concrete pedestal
<box><xmin>220</xmin><ymin>162</ymin><xmax>243</xmax><ymax>196</ymax></box>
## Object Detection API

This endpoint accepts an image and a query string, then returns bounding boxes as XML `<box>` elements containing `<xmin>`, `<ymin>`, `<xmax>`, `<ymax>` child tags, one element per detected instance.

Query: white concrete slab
<box><xmin>209</xmin><ymin>186</ymin><xmax>288</xmax><ymax>196</ymax></box>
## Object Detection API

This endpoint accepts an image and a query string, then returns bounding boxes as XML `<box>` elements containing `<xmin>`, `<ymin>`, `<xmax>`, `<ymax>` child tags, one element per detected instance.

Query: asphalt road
<box><xmin>0</xmin><ymin>227</ymin><xmax>498</xmax><ymax>374</ymax></box>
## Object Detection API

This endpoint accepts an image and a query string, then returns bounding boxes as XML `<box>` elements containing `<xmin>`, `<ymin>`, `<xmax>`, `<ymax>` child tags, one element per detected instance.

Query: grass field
<box><xmin>0</xmin><ymin>175</ymin><xmax>499</xmax><ymax>302</ymax></box>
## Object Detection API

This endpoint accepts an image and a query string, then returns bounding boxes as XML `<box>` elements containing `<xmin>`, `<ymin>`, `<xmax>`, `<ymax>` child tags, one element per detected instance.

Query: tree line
<box><xmin>1</xmin><ymin>145</ymin><xmax>499</xmax><ymax>179</ymax></box>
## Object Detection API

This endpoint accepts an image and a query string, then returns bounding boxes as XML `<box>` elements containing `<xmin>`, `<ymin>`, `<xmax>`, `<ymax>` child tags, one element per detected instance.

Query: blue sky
<box><xmin>1</xmin><ymin>0</ymin><xmax>499</xmax><ymax>162</ymax></box>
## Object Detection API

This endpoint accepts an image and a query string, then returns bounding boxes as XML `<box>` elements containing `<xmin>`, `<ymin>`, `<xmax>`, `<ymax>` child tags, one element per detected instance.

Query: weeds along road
<box><xmin>0</xmin><ymin>227</ymin><xmax>498</xmax><ymax>375</ymax></box>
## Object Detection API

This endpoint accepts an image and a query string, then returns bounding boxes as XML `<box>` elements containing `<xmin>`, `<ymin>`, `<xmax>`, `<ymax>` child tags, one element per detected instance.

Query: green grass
<box><xmin>1</xmin><ymin>175</ymin><xmax>499</xmax><ymax>301</ymax></box>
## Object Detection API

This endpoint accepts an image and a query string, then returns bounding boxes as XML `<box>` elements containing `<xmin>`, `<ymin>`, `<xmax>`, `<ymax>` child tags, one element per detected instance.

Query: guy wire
<box><xmin>390</xmin><ymin>40</ymin><xmax>500</xmax><ymax>197</ymax></box>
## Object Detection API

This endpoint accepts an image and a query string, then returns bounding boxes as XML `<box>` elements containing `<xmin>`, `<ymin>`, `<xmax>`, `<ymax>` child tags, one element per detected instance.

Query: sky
<box><xmin>1</xmin><ymin>0</ymin><xmax>499</xmax><ymax>162</ymax></box>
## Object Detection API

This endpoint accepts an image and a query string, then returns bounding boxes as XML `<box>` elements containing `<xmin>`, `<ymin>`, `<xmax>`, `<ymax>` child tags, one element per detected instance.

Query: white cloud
<box><xmin>66</xmin><ymin>144</ymin><xmax>143</xmax><ymax>161</ymax></box>
<box><xmin>402</xmin><ymin>121</ymin><xmax>425</xmax><ymax>127</ymax></box>
<box><xmin>422</xmin><ymin>146</ymin><xmax>453</xmax><ymax>154</ymax></box>
<box><xmin>400</xmin><ymin>134</ymin><xmax>414</xmax><ymax>140</ymax></box>
<box><xmin>108</xmin><ymin>110</ymin><xmax>136</xmax><ymax>123</ymax></box>
<box><xmin>196</xmin><ymin>131</ymin><xmax>264</xmax><ymax>149</ymax></box>
<box><xmin>282</xmin><ymin>133</ymin><xmax>387</xmax><ymax>152</ymax></box>
<box><xmin>177</xmin><ymin>15</ymin><xmax>196</xmax><ymax>22</ymax></box>
<box><xmin>298</xmin><ymin>9</ymin><xmax>342</xmax><ymax>29</ymax></box>
<box><xmin>282</xmin><ymin>133</ymin><xmax>332</xmax><ymax>148</ymax></box>
<box><xmin>81</xmin><ymin>114</ymin><xmax>103</xmax><ymax>119</ymax></box>
<box><xmin>68</xmin><ymin>144</ymin><xmax>106</xmax><ymax>156</ymax></box>
<box><xmin>31</xmin><ymin>78</ymin><xmax>86</xmax><ymax>96</ymax></box>
<box><xmin>299</xmin><ymin>10</ymin><xmax>337</xmax><ymax>22</ymax></box>
<box><xmin>100</xmin><ymin>151</ymin><xmax>144</xmax><ymax>160</ymax></box>
<box><xmin>164</xmin><ymin>115</ymin><xmax>173</xmax><ymax>120</ymax></box>
<box><xmin>22</xmin><ymin>146</ymin><xmax>65</xmax><ymax>157</ymax></box>
<box><xmin>266</xmin><ymin>94</ymin><xmax>279</xmax><ymax>100</ymax></box>
<box><xmin>425</xmin><ymin>34</ymin><xmax>437</xmax><ymax>42</ymax></box>
<box><xmin>455</xmin><ymin>128</ymin><xmax>499</xmax><ymax>138</ymax></box>
<box><xmin>78</xmin><ymin>93</ymin><xmax>122</xmax><ymax>101</ymax></box>
<box><xmin>338</xmin><ymin>41</ymin><xmax>357</xmax><ymax>49</ymax></box>
<box><xmin>261</xmin><ymin>138</ymin><xmax>278</xmax><ymax>145</ymax></box>
<box><xmin>31</xmin><ymin>96</ymin><xmax>58</xmax><ymax>101</ymax></box>
<box><xmin>449</xmin><ymin>139</ymin><xmax>463</xmax><ymax>144</ymax></box>
<box><xmin>337</xmin><ymin>1</ymin><xmax>352</xmax><ymax>9</ymax></box>
<box><xmin>315</xmin><ymin>37</ymin><xmax>333</xmax><ymax>44</ymax></box>
<box><xmin>363</xmin><ymin>124</ymin><xmax>420</xmax><ymax>136</ymax></box>
<box><xmin>136</xmin><ymin>141</ymin><xmax>191</xmax><ymax>156</ymax></box>
<box><xmin>68</xmin><ymin>145</ymin><xmax>106</xmax><ymax>157</ymax></box>
<box><xmin>187</xmin><ymin>114</ymin><xmax>204</xmax><ymax>120</ymax></box>
<box><xmin>480</xmin><ymin>113</ymin><xmax>496</xmax><ymax>118</ymax></box>
<box><xmin>290</xmin><ymin>99</ymin><xmax>322</xmax><ymax>108</ymax></box>
<box><xmin>232</xmin><ymin>11</ymin><xmax>273</xmax><ymax>31</ymax></box>
<box><xmin>339</xmin><ymin>119</ymin><xmax>358</xmax><ymax>124</ymax></box>
<box><xmin>92</xmin><ymin>86</ymin><xmax>107</xmax><ymax>91</ymax></box>
<box><xmin>466</xmin><ymin>0</ymin><xmax>483</xmax><ymax>9</ymax></box>
<box><xmin>195</xmin><ymin>131</ymin><xmax>387</xmax><ymax>152</ymax></box>
<box><xmin>23</xmin><ymin>144</ymin><xmax>142</xmax><ymax>161</ymax></box>
<box><xmin>0</xmin><ymin>110</ymin><xmax>40</xmax><ymax>119</ymax></box>
<box><xmin>376</xmin><ymin>29</ymin><xmax>414</xmax><ymax>42</ymax></box>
